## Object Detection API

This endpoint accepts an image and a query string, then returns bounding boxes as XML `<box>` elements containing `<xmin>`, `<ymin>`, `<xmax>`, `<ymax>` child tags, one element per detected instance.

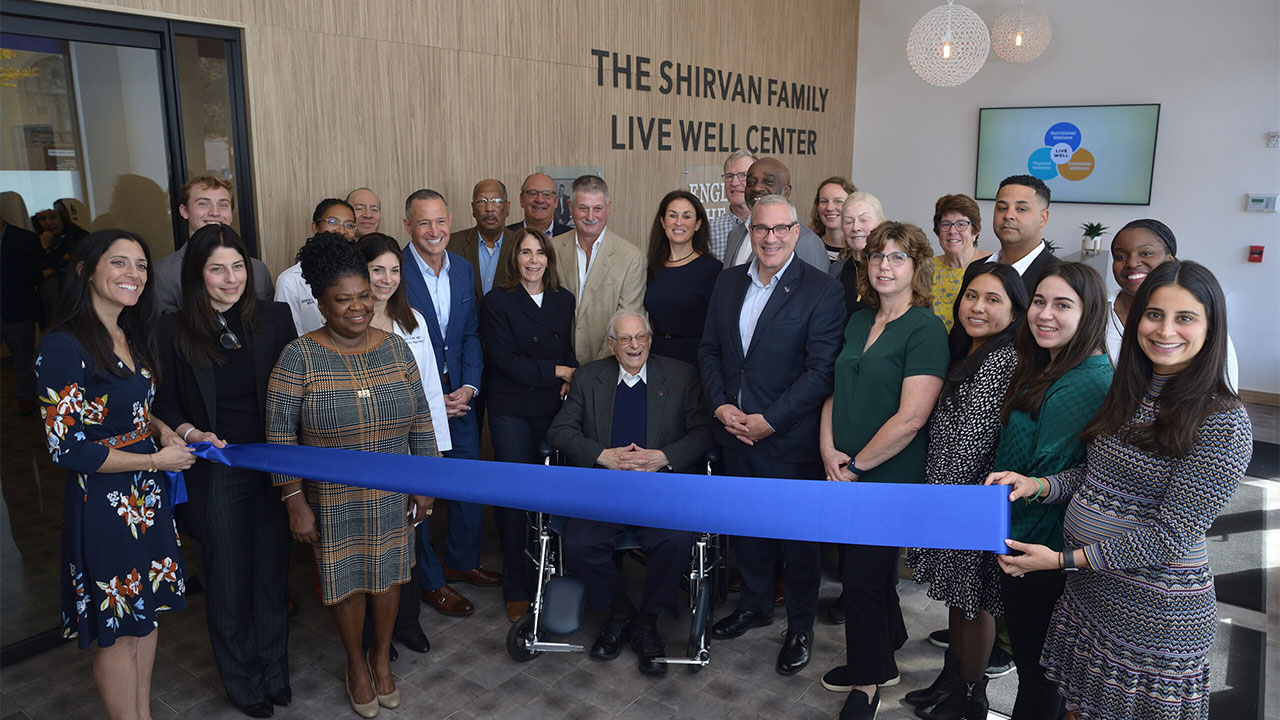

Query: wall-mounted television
<box><xmin>975</xmin><ymin>104</ymin><xmax>1160</xmax><ymax>205</ymax></box>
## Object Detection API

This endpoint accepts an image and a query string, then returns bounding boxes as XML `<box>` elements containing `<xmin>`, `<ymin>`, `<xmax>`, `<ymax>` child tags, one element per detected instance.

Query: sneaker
<box><xmin>838</xmin><ymin>686</ymin><xmax>880</xmax><ymax>720</ymax></box>
<box><xmin>928</xmin><ymin>628</ymin><xmax>950</xmax><ymax>649</ymax></box>
<box><xmin>984</xmin><ymin>646</ymin><xmax>1015</xmax><ymax>678</ymax></box>
<box><xmin>822</xmin><ymin>665</ymin><xmax>901</xmax><ymax>693</ymax></box>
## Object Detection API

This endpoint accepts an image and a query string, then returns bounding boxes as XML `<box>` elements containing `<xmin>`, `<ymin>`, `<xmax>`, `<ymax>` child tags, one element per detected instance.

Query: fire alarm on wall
<box><xmin>1248</xmin><ymin>246</ymin><xmax>1264</xmax><ymax>263</ymax></box>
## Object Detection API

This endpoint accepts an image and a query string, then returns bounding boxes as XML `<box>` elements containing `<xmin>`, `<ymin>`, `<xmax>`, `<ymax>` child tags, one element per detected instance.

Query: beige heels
<box><xmin>367</xmin><ymin>648</ymin><xmax>401</xmax><ymax>709</ymax></box>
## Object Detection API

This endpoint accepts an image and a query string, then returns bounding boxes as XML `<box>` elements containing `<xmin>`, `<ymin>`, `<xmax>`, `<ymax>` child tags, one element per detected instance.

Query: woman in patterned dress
<box><xmin>929</xmin><ymin>194</ymin><xmax>991</xmax><ymax>331</ymax></box>
<box><xmin>36</xmin><ymin>229</ymin><xmax>196</xmax><ymax>719</ymax></box>
<box><xmin>266</xmin><ymin>233</ymin><xmax>436</xmax><ymax>718</ymax></box>
<box><xmin>905</xmin><ymin>263</ymin><xmax>1027</xmax><ymax>718</ymax></box>
<box><xmin>991</xmin><ymin>261</ymin><xmax>1252</xmax><ymax>720</ymax></box>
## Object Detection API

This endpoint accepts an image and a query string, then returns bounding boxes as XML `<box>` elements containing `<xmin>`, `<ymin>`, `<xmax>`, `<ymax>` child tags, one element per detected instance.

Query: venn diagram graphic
<box><xmin>1027</xmin><ymin>122</ymin><xmax>1094</xmax><ymax>182</ymax></box>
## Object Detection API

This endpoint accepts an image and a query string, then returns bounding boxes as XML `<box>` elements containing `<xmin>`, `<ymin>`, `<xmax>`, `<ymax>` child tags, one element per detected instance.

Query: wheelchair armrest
<box><xmin>538</xmin><ymin>440</ymin><xmax>555</xmax><ymax>464</ymax></box>
<box><xmin>703</xmin><ymin>446</ymin><xmax>721</xmax><ymax>464</ymax></box>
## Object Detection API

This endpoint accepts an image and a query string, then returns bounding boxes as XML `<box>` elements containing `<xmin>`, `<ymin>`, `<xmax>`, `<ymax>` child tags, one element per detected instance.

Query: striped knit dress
<box><xmin>1038</xmin><ymin>376</ymin><xmax>1253</xmax><ymax>720</ymax></box>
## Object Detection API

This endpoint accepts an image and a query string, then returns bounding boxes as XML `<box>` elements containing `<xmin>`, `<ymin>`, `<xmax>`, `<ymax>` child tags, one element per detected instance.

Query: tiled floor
<box><xmin>1</xmin><ymin>357</ymin><xmax>1276</xmax><ymax>719</ymax></box>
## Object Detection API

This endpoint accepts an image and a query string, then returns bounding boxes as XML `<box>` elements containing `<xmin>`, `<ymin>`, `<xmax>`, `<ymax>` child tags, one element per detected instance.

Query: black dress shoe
<box><xmin>268</xmin><ymin>686</ymin><xmax>291</xmax><ymax>707</ymax></box>
<box><xmin>395</xmin><ymin>629</ymin><xmax>431</xmax><ymax>654</ymax></box>
<box><xmin>839</xmin><ymin>687</ymin><xmax>880</xmax><ymax>720</ymax></box>
<box><xmin>590</xmin><ymin>614</ymin><xmax>633</xmax><ymax>660</ymax></box>
<box><xmin>776</xmin><ymin>630</ymin><xmax>811</xmax><ymax>675</ymax></box>
<box><xmin>826</xmin><ymin>600</ymin><xmax>846</xmax><ymax>625</ymax></box>
<box><xmin>709</xmin><ymin>608</ymin><xmax>773</xmax><ymax>640</ymax></box>
<box><xmin>630</xmin><ymin>623</ymin><xmax>667</xmax><ymax>676</ymax></box>
<box><xmin>238</xmin><ymin>700</ymin><xmax>274</xmax><ymax>718</ymax></box>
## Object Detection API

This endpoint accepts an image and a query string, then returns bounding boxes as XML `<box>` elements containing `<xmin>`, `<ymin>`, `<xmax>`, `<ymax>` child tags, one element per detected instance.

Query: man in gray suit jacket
<box><xmin>547</xmin><ymin>309</ymin><xmax>714</xmax><ymax>677</ymax></box>
<box><xmin>722</xmin><ymin>157</ymin><xmax>829</xmax><ymax>272</ymax></box>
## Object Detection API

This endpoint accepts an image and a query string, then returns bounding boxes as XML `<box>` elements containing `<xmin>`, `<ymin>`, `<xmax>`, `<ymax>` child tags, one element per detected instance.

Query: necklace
<box><xmin>666</xmin><ymin>248</ymin><xmax>696</xmax><ymax>265</ymax></box>
<box><xmin>327</xmin><ymin>326</ymin><xmax>373</xmax><ymax>398</ymax></box>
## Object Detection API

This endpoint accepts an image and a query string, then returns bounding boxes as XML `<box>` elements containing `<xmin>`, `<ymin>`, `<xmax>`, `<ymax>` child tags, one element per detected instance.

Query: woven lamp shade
<box><xmin>906</xmin><ymin>1</ymin><xmax>990</xmax><ymax>87</ymax></box>
<box><xmin>991</xmin><ymin>4</ymin><xmax>1052</xmax><ymax>63</ymax></box>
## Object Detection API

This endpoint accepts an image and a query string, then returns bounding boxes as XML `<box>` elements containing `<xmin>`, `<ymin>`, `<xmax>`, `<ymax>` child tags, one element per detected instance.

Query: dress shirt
<box><xmin>477</xmin><ymin>232</ymin><xmax>504</xmax><ymax>295</ymax></box>
<box><xmin>409</xmin><ymin>242</ymin><xmax>452</xmax><ymax>337</ymax></box>
<box><xmin>985</xmin><ymin>240</ymin><xmax>1046</xmax><ymax>276</ymax></box>
<box><xmin>708</xmin><ymin>211</ymin><xmax>745</xmax><ymax>262</ymax></box>
<box><xmin>575</xmin><ymin>229</ymin><xmax>606</xmax><ymax>291</ymax></box>
<box><xmin>274</xmin><ymin>262</ymin><xmax>324</xmax><ymax>336</ymax></box>
<box><xmin>739</xmin><ymin>253</ymin><xmax>794</xmax><ymax>357</ymax></box>
<box><xmin>617</xmin><ymin>362</ymin><xmax>648</xmax><ymax>388</ymax></box>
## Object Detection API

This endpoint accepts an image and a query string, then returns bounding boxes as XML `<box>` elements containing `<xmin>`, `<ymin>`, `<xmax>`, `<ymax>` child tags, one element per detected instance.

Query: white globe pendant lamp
<box><xmin>906</xmin><ymin>0</ymin><xmax>990</xmax><ymax>87</ymax></box>
<box><xmin>991</xmin><ymin>2</ymin><xmax>1052</xmax><ymax>63</ymax></box>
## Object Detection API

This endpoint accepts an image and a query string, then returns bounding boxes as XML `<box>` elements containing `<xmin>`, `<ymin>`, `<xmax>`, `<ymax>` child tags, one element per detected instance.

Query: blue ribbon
<box><xmin>189</xmin><ymin>442</ymin><xmax>1010</xmax><ymax>553</ymax></box>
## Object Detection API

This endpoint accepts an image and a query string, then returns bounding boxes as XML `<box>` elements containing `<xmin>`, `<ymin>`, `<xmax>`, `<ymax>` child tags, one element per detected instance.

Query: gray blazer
<box><xmin>153</xmin><ymin>243</ymin><xmax>275</xmax><ymax>315</ymax></box>
<box><xmin>547</xmin><ymin>354</ymin><xmax>714</xmax><ymax>474</ymax></box>
<box><xmin>723</xmin><ymin>221</ymin><xmax>830</xmax><ymax>272</ymax></box>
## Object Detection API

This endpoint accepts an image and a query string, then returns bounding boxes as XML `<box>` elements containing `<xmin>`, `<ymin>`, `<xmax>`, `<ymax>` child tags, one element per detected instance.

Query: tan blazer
<box><xmin>452</xmin><ymin>225</ymin><xmax>517</xmax><ymax>297</ymax></box>
<box><xmin>551</xmin><ymin>228</ymin><xmax>646</xmax><ymax>365</ymax></box>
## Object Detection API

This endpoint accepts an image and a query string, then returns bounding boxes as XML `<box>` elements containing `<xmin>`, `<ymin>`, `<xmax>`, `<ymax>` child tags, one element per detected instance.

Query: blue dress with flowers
<box><xmin>36</xmin><ymin>331</ymin><xmax>186</xmax><ymax>648</ymax></box>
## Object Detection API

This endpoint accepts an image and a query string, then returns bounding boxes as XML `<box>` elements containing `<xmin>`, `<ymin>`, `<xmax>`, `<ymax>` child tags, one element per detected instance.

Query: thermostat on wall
<box><xmin>1245</xmin><ymin>194</ymin><xmax>1277</xmax><ymax>212</ymax></box>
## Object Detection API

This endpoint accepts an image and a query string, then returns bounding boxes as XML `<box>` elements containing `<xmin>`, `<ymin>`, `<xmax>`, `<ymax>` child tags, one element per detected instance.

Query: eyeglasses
<box><xmin>722</xmin><ymin>172</ymin><xmax>748</xmax><ymax>182</ymax></box>
<box><xmin>749</xmin><ymin>222</ymin><xmax>797</xmax><ymax>238</ymax></box>
<box><xmin>610</xmin><ymin>332</ymin><xmax>651</xmax><ymax>345</ymax></box>
<box><xmin>868</xmin><ymin>251</ymin><xmax>910</xmax><ymax>267</ymax></box>
<box><xmin>472</xmin><ymin>197</ymin><xmax>507</xmax><ymax>207</ymax></box>
<box><xmin>213</xmin><ymin>311</ymin><xmax>241</xmax><ymax>350</ymax></box>
<box><xmin>522</xmin><ymin>189</ymin><xmax>556</xmax><ymax>200</ymax></box>
<box><xmin>321</xmin><ymin>216</ymin><xmax>357</xmax><ymax>232</ymax></box>
<box><xmin>939</xmin><ymin>220</ymin><xmax>972</xmax><ymax>232</ymax></box>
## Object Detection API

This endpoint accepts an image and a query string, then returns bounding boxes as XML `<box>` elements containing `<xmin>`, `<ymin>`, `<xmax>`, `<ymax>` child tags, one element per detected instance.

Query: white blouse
<box><xmin>393</xmin><ymin>308</ymin><xmax>453</xmax><ymax>453</ymax></box>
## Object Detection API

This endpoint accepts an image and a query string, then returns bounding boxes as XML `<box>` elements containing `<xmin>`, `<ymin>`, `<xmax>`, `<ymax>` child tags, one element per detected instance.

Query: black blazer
<box><xmin>547</xmin><ymin>354</ymin><xmax>713</xmax><ymax>474</ymax></box>
<box><xmin>963</xmin><ymin>243</ymin><xmax>1061</xmax><ymax>298</ymax></box>
<box><xmin>697</xmin><ymin>256</ymin><xmax>845</xmax><ymax>465</ymax></box>
<box><xmin>480</xmin><ymin>283</ymin><xmax>576</xmax><ymax>418</ymax></box>
<box><xmin>152</xmin><ymin>301</ymin><xmax>296</xmax><ymax>540</ymax></box>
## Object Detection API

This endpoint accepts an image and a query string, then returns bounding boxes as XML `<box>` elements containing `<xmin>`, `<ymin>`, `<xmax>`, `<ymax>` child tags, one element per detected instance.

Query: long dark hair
<box><xmin>1081</xmin><ymin>261</ymin><xmax>1237</xmax><ymax>456</ymax></box>
<box><xmin>176</xmin><ymin>224</ymin><xmax>260</xmax><ymax>371</ymax></box>
<box><xmin>1001</xmin><ymin>262</ymin><xmax>1108</xmax><ymax>423</ymax></box>
<box><xmin>940</xmin><ymin>263</ymin><xmax>1027</xmax><ymax>404</ymax></box>
<box><xmin>646</xmin><ymin>190</ymin><xmax>711</xmax><ymax>283</ymax></box>
<box><xmin>358</xmin><ymin>233</ymin><xmax>418</xmax><ymax>332</ymax></box>
<box><xmin>499</xmin><ymin>228</ymin><xmax>562</xmax><ymax>293</ymax></box>
<box><xmin>51</xmin><ymin>229</ymin><xmax>160</xmax><ymax>381</ymax></box>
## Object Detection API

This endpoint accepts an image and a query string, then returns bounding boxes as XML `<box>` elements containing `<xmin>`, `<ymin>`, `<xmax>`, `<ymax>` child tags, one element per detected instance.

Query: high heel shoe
<box><xmin>367</xmin><ymin>648</ymin><xmax>400</xmax><ymax>709</ymax></box>
<box><xmin>346</xmin><ymin>673</ymin><xmax>379</xmax><ymax>719</ymax></box>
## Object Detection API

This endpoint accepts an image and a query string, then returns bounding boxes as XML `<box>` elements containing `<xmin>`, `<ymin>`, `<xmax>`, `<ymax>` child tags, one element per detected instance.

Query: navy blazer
<box><xmin>697</xmin><ymin>256</ymin><xmax>845</xmax><ymax>464</ymax></box>
<box><xmin>480</xmin><ymin>283</ymin><xmax>576</xmax><ymax>418</ymax></box>
<box><xmin>400</xmin><ymin>245</ymin><xmax>483</xmax><ymax>395</ymax></box>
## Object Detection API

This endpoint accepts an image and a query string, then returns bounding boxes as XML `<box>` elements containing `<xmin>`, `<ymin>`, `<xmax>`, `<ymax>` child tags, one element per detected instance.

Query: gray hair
<box><xmin>723</xmin><ymin>149</ymin><xmax>755</xmax><ymax>171</ymax></box>
<box><xmin>843</xmin><ymin>191</ymin><xmax>885</xmax><ymax>222</ymax></box>
<box><xmin>571</xmin><ymin>174</ymin><xmax>610</xmax><ymax>204</ymax></box>
<box><xmin>607</xmin><ymin>308</ymin><xmax>652</xmax><ymax>339</ymax></box>
<box><xmin>749</xmin><ymin>194</ymin><xmax>798</xmax><ymax>224</ymax></box>
<box><xmin>404</xmin><ymin>188</ymin><xmax>446</xmax><ymax>218</ymax></box>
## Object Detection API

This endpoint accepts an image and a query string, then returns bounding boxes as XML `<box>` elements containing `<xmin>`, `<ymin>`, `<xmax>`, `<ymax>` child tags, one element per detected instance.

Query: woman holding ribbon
<box><xmin>1105</xmin><ymin>219</ymin><xmax>1238</xmax><ymax>390</ymax></box>
<box><xmin>152</xmin><ymin>223</ymin><xmax>296</xmax><ymax>718</ymax></box>
<box><xmin>36</xmin><ymin>229</ymin><xmax>195</xmax><ymax>719</ymax></box>
<box><xmin>643</xmin><ymin>191</ymin><xmax>720</xmax><ymax>366</ymax></box>
<box><xmin>480</xmin><ymin>227</ymin><xmax>576</xmax><ymax>621</ymax></box>
<box><xmin>985</xmin><ymin>262</ymin><xmax>1113</xmax><ymax>720</ymax></box>
<box><xmin>817</xmin><ymin>222</ymin><xmax>949</xmax><ymax>720</ymax></box>
<box><xmin>903</xmin><ymin>263</ymin><xmax>1026</xmax><ymax>720</ymax></box>
<box><xmin>266</xmin><ymin>233</ymin><xmax>436</xmax><ymax>718</ymax></box>
<box><xmin>992</xmin><ymin>261</ymin><xmax>1251</xmax><ymax>720</ymax></box>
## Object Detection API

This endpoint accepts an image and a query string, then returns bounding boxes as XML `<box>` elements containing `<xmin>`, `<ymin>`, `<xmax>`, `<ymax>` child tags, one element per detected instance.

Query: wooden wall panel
<box><xmin>60</xmin><ymin>0</ymin><xmax>859</xmax><ymax>275</ymax></box>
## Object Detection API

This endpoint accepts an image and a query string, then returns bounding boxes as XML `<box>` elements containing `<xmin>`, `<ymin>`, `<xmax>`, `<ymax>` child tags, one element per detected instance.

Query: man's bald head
<box><xmin>744</xmin><ymin>157</ymin><xmax>792</xmax><ymax>208</ymax></box>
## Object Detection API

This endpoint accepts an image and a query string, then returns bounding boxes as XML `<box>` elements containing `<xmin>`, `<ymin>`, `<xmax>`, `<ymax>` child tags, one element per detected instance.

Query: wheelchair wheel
<box><xmin>506</xmin><ymin>613</ymin><xmax>540</xmax><ymax>662</ymax></box>
<box><xmin>686</xmin><ymin>578</ymin><xmax>712</xmax><ymax>673</ymax></box>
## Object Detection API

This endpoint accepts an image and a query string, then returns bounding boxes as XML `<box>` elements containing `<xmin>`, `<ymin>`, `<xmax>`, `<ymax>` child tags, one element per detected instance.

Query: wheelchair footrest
<box><xmin>539</xmin><ymin>576</ymin><xmax>586</xmax><ymax>636</ymax></box>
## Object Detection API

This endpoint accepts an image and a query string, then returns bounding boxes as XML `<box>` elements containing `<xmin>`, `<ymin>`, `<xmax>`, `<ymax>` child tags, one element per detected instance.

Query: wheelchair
<box><xmin>505</xmin><ymin>446</ymin><xmax>724</xmax><ymax>671</ymax></box>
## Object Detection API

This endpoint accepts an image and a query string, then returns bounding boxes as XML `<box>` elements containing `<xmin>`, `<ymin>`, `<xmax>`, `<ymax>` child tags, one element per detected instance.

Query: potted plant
<box><xmin>1080</xmin><ymin>222</ymin><xmax>1109</xmax><ymax>256</ymax></box>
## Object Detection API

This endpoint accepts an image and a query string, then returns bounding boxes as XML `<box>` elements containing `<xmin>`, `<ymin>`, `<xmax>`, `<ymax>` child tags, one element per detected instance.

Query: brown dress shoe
<box><xmin>422</xmin><ymin>585</ymin><xmax>474</xmax><ymax>616</ymax></box>
<box><xmin>505</xmin><ymin>601</ymin><xmax>530</xmax><ymax>622</ymax></box>
<box><xmin>443</xmin><ymin>565</ymin><xmax>502</xmax><ymax>587</ymax></box>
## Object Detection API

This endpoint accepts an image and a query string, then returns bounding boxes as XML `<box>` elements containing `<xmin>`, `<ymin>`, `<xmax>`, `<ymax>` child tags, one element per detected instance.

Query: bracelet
<box><xmin>1029</xmin><ymin>477</ymin><xmax>1045</xmax><ymax>501</ymax></box>
<box><xmin>281</xmin><ymin>489</ymin><xmax>303</xmax><ymax>502</ymax></box>
<box><xmin>847</xmin><ymin>459</ymin><xmax>866</xmax><ymax>476</ymax></box>
<box><xmin>182</xmin><ymin>427</ymin><xmax>196</xmax><ymax>442</ymax></box>
<box><xmin>147</xmin><ymin>454</ymin><xmax>157</xmax><ymax>473</ymax></box>
<box><xmin>1058</xmin><ymin>551</ymin><xmax>1064</xmax><ymax>569</ymax></box>
<box><xmin>1063</xmin><ymin>549</ymin><xmax>1078</xmax><ymax>571</ymax></box>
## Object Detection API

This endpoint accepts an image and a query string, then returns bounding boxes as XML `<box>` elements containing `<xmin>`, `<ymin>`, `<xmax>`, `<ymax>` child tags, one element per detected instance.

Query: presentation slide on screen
<box><xmin>976</xmin><ymin>105</ymin><xmax>1159</xmax><ymax>205</ymax></box>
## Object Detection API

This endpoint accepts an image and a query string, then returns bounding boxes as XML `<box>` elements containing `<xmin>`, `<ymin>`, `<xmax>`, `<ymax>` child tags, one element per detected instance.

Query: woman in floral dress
<box><xmin>36</xmin><ymin>229</ymin><xmax>195</xmax><ymax>719</ymax></box>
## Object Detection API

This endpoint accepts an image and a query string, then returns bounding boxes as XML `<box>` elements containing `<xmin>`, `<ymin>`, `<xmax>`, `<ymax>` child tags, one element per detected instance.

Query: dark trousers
<box><xmin>200</xmin><ymin>464</ymin><xmax>291</xmax><ymax>707</ymax></box>
<box><xmin>1000</xmin><ymin>569</ymin><xmax>1067</xmax><ymax>720</ymax></box>
<box><xmin>443</xmin><ymin>406</ymin><xmax>483</xmax><ymax>570</ymax></box>
<box><xmin>724</xmin><ymin>448</ymin><xmax>822</xmax><ymax>632</ymax></box>
<box><xmin>1</xmin><ymin>318</ymin><xmax>36</xmax><ymax>400</ymax></box>
<box><xmin>842</xmin><ymin>543</ymin><xmax>907</xmax><ymax>685</ymax></box>
<box><xmin>564</xmin><ymin>520</ymin><xmax>693</xmax><ymax>618</ymax></box>
<box><xmin>365</xmin><ymin>524</ymin><xmax>424</xmax><ymax>649</ymax></box>
<box><xmin>489</xmin><ymin>412</ymin><xmax>554</xmax><ymax>602</ymax></box>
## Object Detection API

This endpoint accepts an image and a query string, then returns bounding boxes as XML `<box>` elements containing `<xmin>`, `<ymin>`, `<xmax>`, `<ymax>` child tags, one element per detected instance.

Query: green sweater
<box><xmin>993</xmin><ymin>353</ymin><xmax>1113</xmax><ymax>549</ymax></box>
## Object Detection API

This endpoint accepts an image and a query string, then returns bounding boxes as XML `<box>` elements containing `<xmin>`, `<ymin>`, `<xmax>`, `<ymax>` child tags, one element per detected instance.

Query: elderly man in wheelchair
<box><xmin>545</xmin><ymin>309</ymin><xmax>714</xmax><ymax>675</ymax></box>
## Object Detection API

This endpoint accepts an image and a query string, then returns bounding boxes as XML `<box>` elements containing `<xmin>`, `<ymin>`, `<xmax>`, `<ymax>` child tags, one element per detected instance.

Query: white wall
<box><xmin>853</xmin><ymin>0</ymin><xmax>1280</xmax><ymax>394</ymax></box>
